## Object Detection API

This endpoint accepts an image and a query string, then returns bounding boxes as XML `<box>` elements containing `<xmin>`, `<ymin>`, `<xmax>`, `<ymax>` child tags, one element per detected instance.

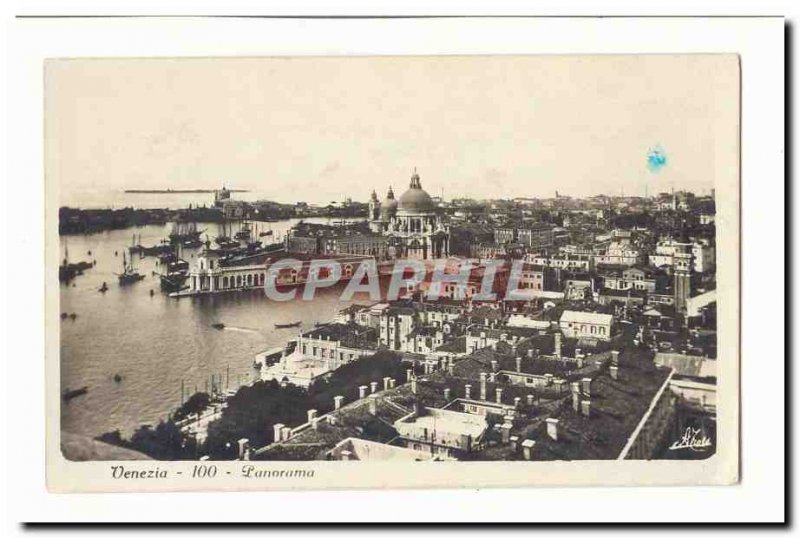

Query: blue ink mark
<box><xmin>647</xmin><ymin>146</ymin><xmax>667</xmax><ymax>173</ymax></box>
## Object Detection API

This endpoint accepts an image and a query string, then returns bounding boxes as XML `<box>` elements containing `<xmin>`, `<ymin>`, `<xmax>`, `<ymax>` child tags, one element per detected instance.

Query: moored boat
<box><xmin>274</xmin><ymin>321</ymin><xmax>301</xmax><ymax>329</ymax></box>
<box><xmin>62</xmin><ymin>386</ymin><xmax>88</xmax><ymax>402</ymax></box>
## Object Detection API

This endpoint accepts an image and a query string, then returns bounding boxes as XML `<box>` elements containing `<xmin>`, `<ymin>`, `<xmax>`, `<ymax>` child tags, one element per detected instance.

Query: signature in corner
<box><xmin>668</xmin><ymin>427</ymin><xmax>712</xmax><ymax>452</ymax></box>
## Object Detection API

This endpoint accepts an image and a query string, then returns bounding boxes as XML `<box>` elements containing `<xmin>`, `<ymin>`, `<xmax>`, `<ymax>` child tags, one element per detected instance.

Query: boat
<box><xmin>62</xmin><ymin>386</ymin><xmax>88</xmax><ymax>402</ymax></box>
<box><xmin>59</xmin><ymin>240</ymin><xmax>94</xmax><ymax>283</ymax></box>
<box><xmin>234</xmin><ymin>220</ymin><xmax>252</xmax><ymax>241</ymax></box>
<box><xmin>212</xmin><ymin>322</ymin><xmax>225</xmax><ymax>330</ymax></box>
<box><xmin>98</xmin><ymin>282</ymin><xmax>108</xmax><ymax>293</ymax></box>
<box><xmin>274</xmin><ymin>321</ymin><xmax>302</xmax><ymax>329</ymax></box>
<box><xmin>159</xmin><ymin>272</ymin><xmax>189</xmax><ymax>293</ymax></box>
<box><xmin>169</xmin><ymin>221</ymin><xmax>204</xmax><ymax>246</ymax></box>
<box><xmin>60</xmin><ymin>312</ymin><xmax>68</xmax><ymax>320</ymax></box>
<box><xmin>139</xmin><ymin>241</ymin><xmax>174</xmax><ymax>257</ymax></box>
<box><xmin>114</xmin><ymin>374</ymin><xmax>123</xmax><ymax>383</ymax></box>
<box><xmin>117</xmin><ymin>251</ymin><xmax>145</xmax><ymax>286</ymax></box>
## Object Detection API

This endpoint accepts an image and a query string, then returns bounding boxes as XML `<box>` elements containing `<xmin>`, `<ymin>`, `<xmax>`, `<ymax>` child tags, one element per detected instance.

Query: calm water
<box><xmin>59</xmin><ymin>217</ymin><xmax>367</xmax><ymax>438</ymax></box>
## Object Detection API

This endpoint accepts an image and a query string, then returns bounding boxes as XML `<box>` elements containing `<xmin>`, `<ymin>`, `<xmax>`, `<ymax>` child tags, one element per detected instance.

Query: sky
<box><xmin>46</xmin><ymin>55</ymin><xmax>739</xmax><ymax>207</ymax></box>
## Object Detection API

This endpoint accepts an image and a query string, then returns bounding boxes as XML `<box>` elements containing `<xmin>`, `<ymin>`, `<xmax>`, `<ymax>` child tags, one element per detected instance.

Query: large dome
<box><xmin>398</xmin><ymin>171</ymin><xmax>435</xmax><ymax>213</ymax></box>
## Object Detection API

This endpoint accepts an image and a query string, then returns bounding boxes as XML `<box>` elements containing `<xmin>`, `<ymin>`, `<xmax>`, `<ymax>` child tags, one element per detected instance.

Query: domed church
<box><xmin>368</xmin><ymin>169</ymin><xmax>450</xmax><ymax>260</ymax></box>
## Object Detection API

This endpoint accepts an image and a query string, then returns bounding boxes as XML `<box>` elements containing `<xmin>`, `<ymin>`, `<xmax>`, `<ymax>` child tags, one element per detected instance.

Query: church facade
<box><xmin>368</xmin><ymin>170</ymin><xmax>450</xmax><ymax>260</ymax></box>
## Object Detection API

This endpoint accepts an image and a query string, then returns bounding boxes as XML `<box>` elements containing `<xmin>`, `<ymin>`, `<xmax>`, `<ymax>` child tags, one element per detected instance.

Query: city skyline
<box><xmin>47</xmin><ymin>55</ymin><xmax>736</xmax><ymax>207</ymax></box>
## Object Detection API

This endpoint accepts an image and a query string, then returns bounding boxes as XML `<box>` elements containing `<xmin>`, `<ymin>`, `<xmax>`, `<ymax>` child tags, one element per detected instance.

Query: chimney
<box><xmin>411</xmin><ymin>378</ymin><xmax>418</xmax><ymax>394</ymax></box>
<box><xmin>527</xmin><ymin>349</ymin><xmax>533</xmax><ymax>358</ymax></box>
<box><xmin>511</xmin><ymin>343</ymin><xmax>518</xmax><ymax>357</ymax></box>
<box><xmin>510</xmin><ymin>435</ymin><xmax>520</xmax><ymax>452</ymax></box>
<box><xmin>383</xmin><ymin>377</ymin><xmax>391</xmax><ymax>391</ymax></box>
<box><xmin>370</xmin><ymin>381</ymin><xmax>378</xmax><ymax>394</ymax></box>
<box><xmin>554</xmin><ymin>332</ymin><xmax>562</xmax><ymax>357</ymax></box>
<box><xmin>491</xmin><ymin>360</ymin><xmax>498</xmax><ymax>372</ymax></box>
<box><xmin>389</xmin><ymin>378</ymin><xmax>396</xmax><ymax>389</ymax></box>
<box><xmin>489</xmin><ymin>372</ymin><xmax>497</xmax><ymax>383</ymax></box>
<box><xmin>334</xmin><ymin>395</ymin><xmax>344</xmax><ymax>410</ymax></box>
<box><xmin>272</xmin><ymin>423</ymin><xmax>284</xmax><ymax>443</ymax></box>
<box><xmin>465</xmin><ymin>384</ymin><xmax>472</xmax><ymax>400</ymax></box>
<box><xmin>359</xmin><ymin>385</ymin><xmax>368</xmax><ymax>399</ymax></box>
<box><xmin>406</xmin><ymin>368</ymin><xmax>414</xmax><ymax>382</ymax></box>
<box><xmin>581</xmin><ymin>399</ymin><xmax>591</xmax><ymax>417</ymax></box>
<box><xmin>307</xmin><ymin>409</ymin><xmax>318</xmax><ymax>424</ymax></box>
<box><xmin>611</xmin><ymin>350</ymin><xmax>620</xmax><ymax>366</ymax></box>
<box><xmin>610</xmin><ymin>365</ymin><xmax>619</xmax><ymax>380</ymax></box>
<box><xmin>496</xmin><ymin>388</ymin><xmax>503</xmax><ymax>404</ymax></box>
<box><xmin>522</xmin><ymin>439</ymin><xmax>536</xmax><ymax>460</ymax></box>
<box><xmin>582</xmin><ymin>377</ymin><xmax>592</xmax><ymax>396</ymax></box>
<box><xmin>328</xmin><ymin>415</ymin><xmax>338</xmax><ymax>426</ymax></box>
<box><xmin>576</xmin><ymin>356</ymin><xmax>584</xmax><ymax>368</ymax></box>
<box><xmin>281</xmin><ymin>426</ymin><xmax>291</xmax><ymax>441</ymax></box>
<box><xmin>515</xmin><ymin>356</ymin><xmax>522</xmax><ymax>372</ymax></box>
<box><xmin>546</xmin><ymin>418</ymin><xmax>559</xmax><ymax>441</ymax></box>
<box><xmin>544</xmin><ymin>373</ymin><xmax>554</xmax><ymax>386</ymax></box>
<box><xmin>514</xmin><ymin>396</ymin><xmax>521</xmax><ymax>408</ymax></box>
<box><xmin>447</xmin><ymin>358</ymin><xmax>455</xmax><ymax>376</ymax></box>
<box><xmin>443</xmin><ymin>387</ymin><xmax>451</xmax><ymax>400</ymax></box>
<box><xmin>571</xmin><ymin>382</ymin><xmax>581</xmax><ymax>412</ymax></box>
<box><xmin>311</xmin><ymin>417</ymin><xmax>320</xmax><ymax>431</ymax></box>
<box><xmin>575</xmin><ymin>347</ymin><xmax>582</xmax><ymax>359</ymax></box>
<box><xmin>237</xmin><ymin>438</ymin><xmax>250</xmax><ymax>460</ymax></box>
<box><xmin>368</xmin><ymin>395</ymin><xmax>378</xmax><ymax>415</ymax></box>
<box><xmin>526</xmin><ymin>394</ymin><xmax>534</xmax><ymax>406</ymax></box>
<box><xmin>480</xmin><ymin>373</ymin><xmax>487</xmax><ymax>400</ymax></box>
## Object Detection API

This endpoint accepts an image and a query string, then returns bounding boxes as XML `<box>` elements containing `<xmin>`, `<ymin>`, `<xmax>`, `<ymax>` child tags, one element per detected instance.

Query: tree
<box><xmin>173</xmin><ymin>392</ymin><xmax>211</xmax><ymax>421</ymax></box>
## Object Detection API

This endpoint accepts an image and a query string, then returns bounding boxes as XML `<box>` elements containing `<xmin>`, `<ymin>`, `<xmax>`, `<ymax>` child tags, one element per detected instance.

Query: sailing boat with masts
<box><xmin>117</xmin><ymin>250</ymin><xmax>145</xmax><ymax>286</ymax></box>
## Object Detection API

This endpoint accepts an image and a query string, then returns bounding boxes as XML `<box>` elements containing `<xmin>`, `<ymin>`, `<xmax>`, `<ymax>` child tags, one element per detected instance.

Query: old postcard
<box><xmin>45</xmin><ymin>54</ymin><xmax>740</xmax><ymax>492</ymax></box>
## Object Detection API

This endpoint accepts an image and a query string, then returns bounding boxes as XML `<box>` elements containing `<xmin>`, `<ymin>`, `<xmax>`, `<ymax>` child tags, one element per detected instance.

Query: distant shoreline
<box><xmin>124</xmin><ymin>189</ymin><xmax>250</xmax><ymax>194</ymax></box>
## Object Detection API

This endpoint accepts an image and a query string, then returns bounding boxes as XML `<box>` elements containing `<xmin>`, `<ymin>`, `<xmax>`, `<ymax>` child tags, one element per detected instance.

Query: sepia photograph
<box><xmin>44</xmin><ymin>53</ymin><xmax>741</xmax><ymax>490</ymax></box>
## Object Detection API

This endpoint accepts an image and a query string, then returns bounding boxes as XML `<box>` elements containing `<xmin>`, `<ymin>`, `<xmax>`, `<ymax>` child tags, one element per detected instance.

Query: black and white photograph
<box><xmin>46</xmin><ymin>54</ymin><xmax>740</xmax><ymax>481</ymax></box>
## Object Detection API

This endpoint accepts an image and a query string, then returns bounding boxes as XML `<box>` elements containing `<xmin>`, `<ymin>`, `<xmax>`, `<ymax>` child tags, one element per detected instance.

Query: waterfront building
<box><xmin>261</xmin><ymin>323</ymin><xmax>378</xmax><ymax>388</ymax></box>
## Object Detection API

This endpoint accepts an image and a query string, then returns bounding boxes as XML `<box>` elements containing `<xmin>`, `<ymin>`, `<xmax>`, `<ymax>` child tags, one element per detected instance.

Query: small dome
<box><xmin>398</xmin><ymin>170</ymin><xmax>435</xmax><ymax>213</ymax></box>
<box><xmin>380</xmin><ymin>186</ymin><xmax>398</xmax><ymax>220</ymax></box>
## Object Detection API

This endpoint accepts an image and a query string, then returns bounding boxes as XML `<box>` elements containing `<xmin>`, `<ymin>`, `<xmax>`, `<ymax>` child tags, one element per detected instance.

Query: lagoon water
<box><xmin>59</xmin><ymin>217</ymin><xmax>367</xmax><ymax>439</ymax></box>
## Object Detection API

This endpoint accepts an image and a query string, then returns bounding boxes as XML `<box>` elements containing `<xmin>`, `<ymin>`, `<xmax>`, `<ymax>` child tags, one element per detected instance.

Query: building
<box><xmin>368</xmin><ymin>170</ymin><xmax>450</xmax><ymax>260</ymax></box>
<box><xmin>260</xmin><ymin>323</ymin><xmax>378</xmax><ymax>387</ymax></box>
<box><xmin>558</xmin><ymin>310</ymin><xmax>613</xmax><ymax>341</ymax></box>
<box><xmin>527</xmin><ymin>253</ymin><xmax>593</xmax><ymax>272</ymax></box>
<box><xmin>517</xmin><ymin>263</ymin><xmax>554</xmax><ymax>292</ymax></box>
<box><xmin>602</xmin><ymin>266</ymin><xmax>659</xmax><ymax>293</ymax></box>
<box><xmin>594</xmin><ymin>241</ymin><xmax>642</xmax><ymax>266</ymax></box>
<box><xmin>494</xmin><ymin>223</ymin><xmax>554</xmax><ymax>250</ymax></box>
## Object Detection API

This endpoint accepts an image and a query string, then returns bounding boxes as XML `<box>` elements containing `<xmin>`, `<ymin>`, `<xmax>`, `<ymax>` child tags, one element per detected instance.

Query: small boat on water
<box><xmin>62</xmin><ymin>386</ymin><xmax>88</xmax><ymax>402</ymax></box>
<box><xmin>212</xmin><ymin>322</ymin><xmax>225</xmax><ymax>330</ymax></box>
<box><xmin>275</xmin><ymin>321</ymin><xmax>301</xmax><ymax>329</ymax></box>
<box><xmin>60</xmin><ymin>312</ymin><xmax>68</xmax><ymax>320</ymax></box>
<box><xmin>117</xmin><ymin>251</ymin><xmax>145</xmax><ymax>286</ymax></box>
<box><xmin>69</xmin><ymin>312</ymin><xmax>78</xmax><ymax>320</ymax></box>
<box><xmin>114</xmin><ymin>374</ymin><xmax>123</xmax><ymax>383</ymax></box>
<box><xmin>98</xmin><ymin>282</ymin><xmax>109</xmax><ymax>293</ymax></box>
